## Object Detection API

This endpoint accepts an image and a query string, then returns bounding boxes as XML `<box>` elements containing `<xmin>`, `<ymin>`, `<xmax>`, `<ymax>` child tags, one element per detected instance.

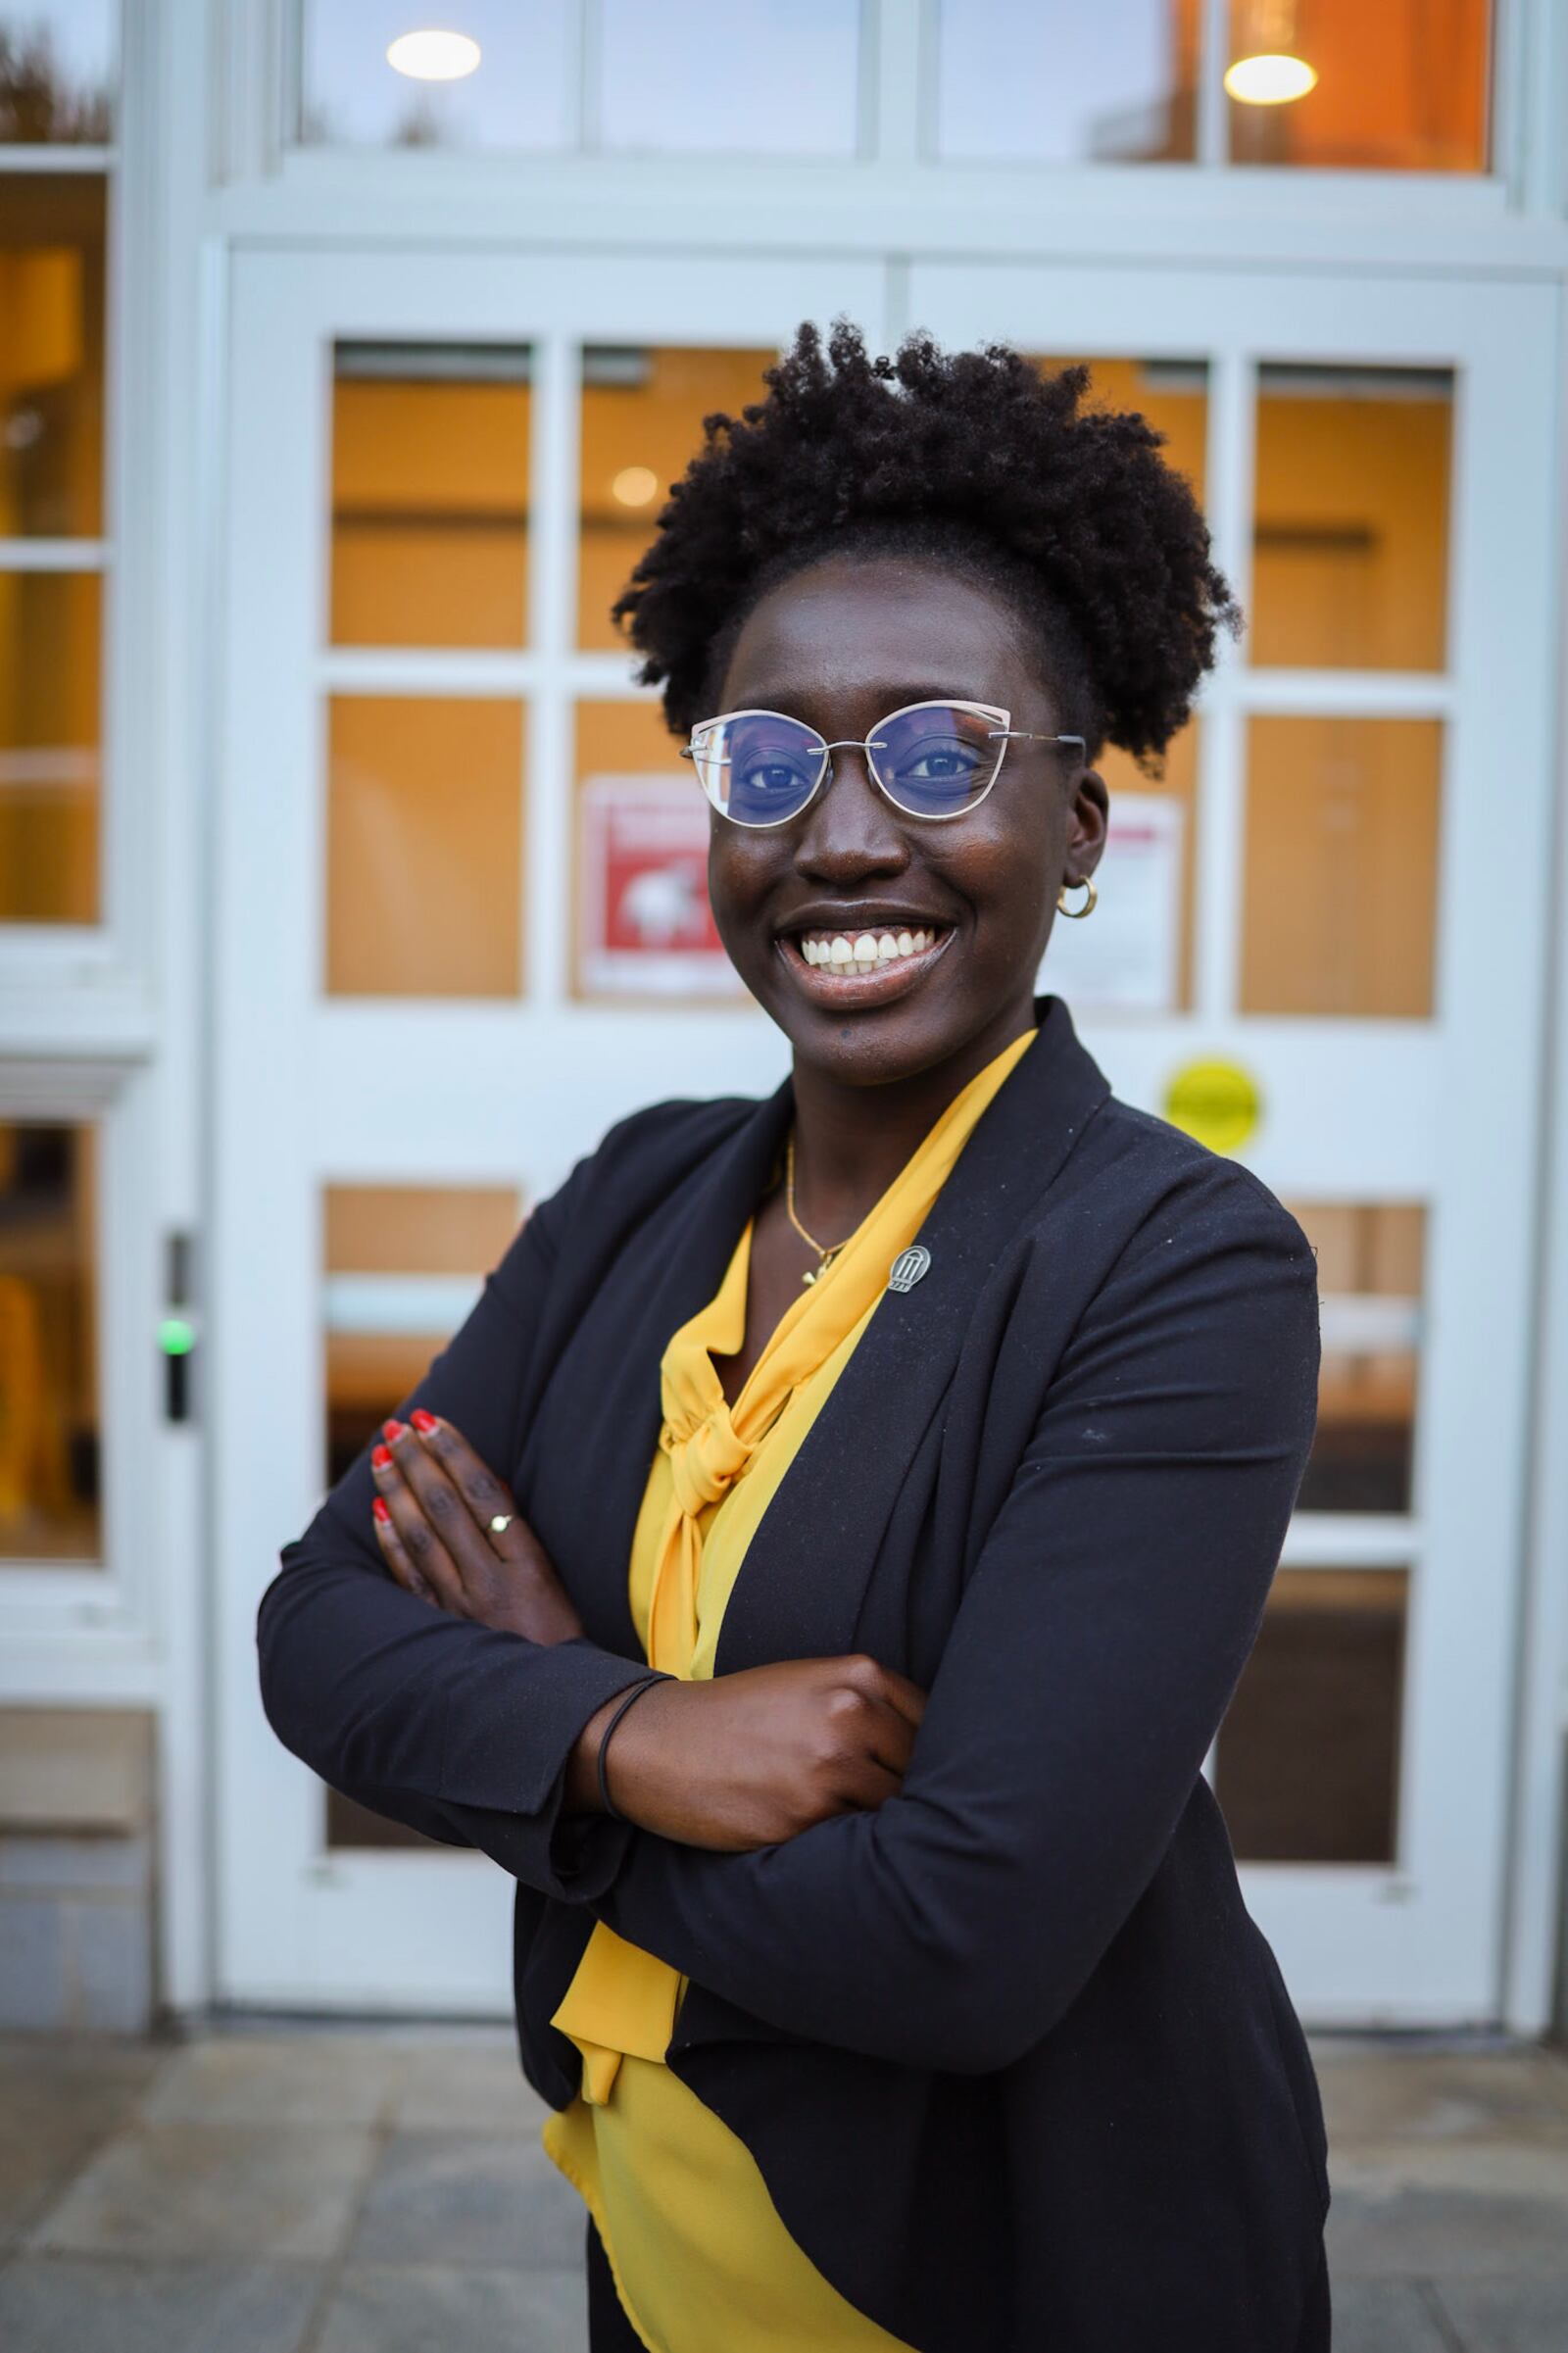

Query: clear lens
<box><xmin>872</xmin><ymin>703</ymin><xmax>1002</xmax><ymax>816</ymax></box>
<box><xmin>692</xmin><ymin>711</ymin><xmax>825</xmax><ymax>824</ymax></box>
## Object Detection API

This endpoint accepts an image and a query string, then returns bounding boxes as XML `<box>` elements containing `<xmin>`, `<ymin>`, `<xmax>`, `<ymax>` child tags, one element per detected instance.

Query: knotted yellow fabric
<box><xmin>548</xmin><ymin>1023</ymin><xmax>1037</xmax><ymax>2108</ymax></box>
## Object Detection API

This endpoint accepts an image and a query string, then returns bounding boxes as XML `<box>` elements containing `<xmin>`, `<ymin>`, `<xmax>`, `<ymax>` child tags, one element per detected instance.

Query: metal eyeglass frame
<box><xmin>678</xmin><ymin>699</ymin><xmax>1088</xmax><ymax>827</ymax></box>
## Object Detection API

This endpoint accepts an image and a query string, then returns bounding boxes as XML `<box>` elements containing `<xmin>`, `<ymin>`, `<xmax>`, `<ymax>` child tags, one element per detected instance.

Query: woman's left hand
<box><xmin>369</xmin><ymin>1409</ymin><xmax>586</xmax><ymax>1643</ymax></box>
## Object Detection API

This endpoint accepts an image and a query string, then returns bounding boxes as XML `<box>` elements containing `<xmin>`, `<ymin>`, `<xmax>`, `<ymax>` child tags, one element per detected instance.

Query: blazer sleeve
<box><xmin>254</xmin><ymin>1121</ymin><xmax>668</xmax><ymax>1904</ymax></box>
<box><xmin>577</xmin><ymin>1165</ymin><xmax>1322</xmax><ymax>2072</ymax></box>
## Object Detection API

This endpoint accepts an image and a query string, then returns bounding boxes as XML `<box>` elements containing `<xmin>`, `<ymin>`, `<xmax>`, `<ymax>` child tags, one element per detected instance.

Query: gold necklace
<box><xmin>785</xmin><ymin>1131</ymin><xmax>855</xmax><ymax>1287</ymax></box>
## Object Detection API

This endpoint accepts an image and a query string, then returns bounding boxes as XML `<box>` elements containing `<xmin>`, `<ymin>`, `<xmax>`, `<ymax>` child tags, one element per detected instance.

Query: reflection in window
<box><xmin>0</xmin><ymin>1121</ymin><xmax>101</xmax><ymax>1563</ymax></box>
<box><xmin>579</xmin><ymin>347</ymin><xmax>774</xmax><ymax>651</ymax></box>
<box><xmin>299</xmin><ymin>0</ymin><xmax>571</xmax><ymax>150</ymax></box>
<box><xmin>1241</xmin><ymin>716</ymin><xmax>1441</xmax><ymax>1018</ymax></box>
<box><xmin>1218</xmin><ymin>1568</ymin><xmax>1406</xmax><ymax>1862</ymax></box>
<box><xmin>321</xmin><ymin>1179</ymin><xmax>523</xmax><ymax>1847</ymax></box>
<box><xmin>0</xmin><ymin>569</ymin><xmax>100</xmax><ymax>921</ymax></box>
<box><xmin>0</xmin><ymin>1</ymin><xmax>116</xmax><ymax>142</ymax></box>
<box><xmin>938</xmin><ymin>0</ymin><xmax>1199</xmax><ymax>164</ymax></box>
<box><xmin>1226</xmin><ymin>0</ymin><xmax>1490</xmax><ymax>172</ymax></box>
<box><xmin>598</xmin><ymin>0</ymin><xmax>859</xmax><ymax>157</ymax></box>
<box><xmin>1251</xmin><ymin>366</ymin><xmax>1451</xmax><ymax>671</ymax></box>
<box><xmin>325</xmin><ymin>696</ymin><xmax>524</xmax><ymax>997</ymax></box>
<box><xmin>331</xmin><ymin>343</ymin><xmax>531</xmax><ymax>648</ymax></box>
<box><xmin>1286</xmin><ymin>1201</ymin><xmax>1423</xmax><ymax>1513</ymax></box>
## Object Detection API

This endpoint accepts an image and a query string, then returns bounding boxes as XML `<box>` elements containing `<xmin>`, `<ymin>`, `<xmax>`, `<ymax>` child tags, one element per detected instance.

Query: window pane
<box><xmin>299</xmin><ymin>0</ymin><xmax>571</xmax><ymax>151</ymax></box>
<box><xmin>321</xmin><ymin>1180</ymin><xmax>524</xmax><ymax>1849</ymax></box>
<box><xmin>0</xmin><ymin>569</ymin><xmax>100</xmax><ymax>922</ymax></box>
<box><xmin>1217</xmin><ymin>1568</ymin><xmax>1407</xmax><ymax>1863</ymax></box>
<box><xmin>1240</xmin><ymin>716</ymin><xmax>1441</xmax><ymax>1017</ymax></box>
<box><xmin>0</xmin><ymin>171</ymin><xmax>106</xmax><ymax>537</ymax></box>
<box><xmin>573</xmin><ymin>699</ymin><xmax>744</xmax><ymax>1003</ymax></box>
<box><xmin>331</xmin><ymin>344</ymin><xmax>530</xmax><ymax>648</ymax></box>
<box><xmin>579</xmin><ymin>346</ymin><xmax>774</xmax><ymax>652</ymax></box>
<box><xmin>0</xmin><ymin>2</ymin><xmax>116</xmax><ymax>142</ymax></box>
<box><xmin>325</xmin><ymin>697</ymin><xmax>523</xmax><ymax>997</ymax></box>
<box><xmin>598</xmin><ymin>0</ymin><xmax>859</xmax><ymax>157</ymax></box>
<box><xmin>1251</xmin><ymin>366</ymin><xmax>1451</xmax><ymax>671</ymax></box>
<box><xmin>1286</xmin><ymin>1201</ymin><xmax>1424</xmax><ymax>1513</ymax></box>
<box><xmin>1040</xmin><ymin>726</ymin><xmax>1198</xmax><ymax>1015</ymax></box>
<box><xmin>0</xmin><ymin>1120</ymin><xmax>101</xmax><ymax>1564</ymax></box>
<box><xmin>1226</xmin><ymin>0</ymin><xmax>1490</xmax><ymax>172</ymax></box>
<box><xmin>936</xmin><ymin>0</ymin><xmax>1200</xmax><ymax>165</ymax></box>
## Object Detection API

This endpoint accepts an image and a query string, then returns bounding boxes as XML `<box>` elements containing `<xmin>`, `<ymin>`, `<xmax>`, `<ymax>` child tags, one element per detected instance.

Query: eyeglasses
<box><xmin>679</xmin><ymin>700</ymin><xmax>1087</xmax><ymax>828</ymax></box>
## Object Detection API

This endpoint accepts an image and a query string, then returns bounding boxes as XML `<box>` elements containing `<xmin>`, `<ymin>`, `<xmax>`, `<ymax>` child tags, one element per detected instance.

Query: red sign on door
<box><xmin>575</xmin><ymin>772</ymin><xmax>746</xmax><ymax>998</ymax></box>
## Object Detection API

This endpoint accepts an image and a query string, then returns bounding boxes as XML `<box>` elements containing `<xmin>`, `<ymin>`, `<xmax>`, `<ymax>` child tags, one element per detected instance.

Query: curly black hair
<box><xmin>611</xmin><ymin>319</ymin><xmax>1241</xmax><ymax>775</ymax></box>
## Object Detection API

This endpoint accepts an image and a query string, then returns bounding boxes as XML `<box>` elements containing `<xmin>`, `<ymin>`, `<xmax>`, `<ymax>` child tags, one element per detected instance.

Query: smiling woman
<box><xmin>257</xmin><ymin>319</ymin><xmax>1329</xmax><ymax>2353</ymax></box>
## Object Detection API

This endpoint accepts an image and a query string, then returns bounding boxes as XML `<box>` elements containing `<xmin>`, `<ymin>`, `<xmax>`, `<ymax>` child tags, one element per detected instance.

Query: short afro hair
<box><xmin>611</xmin><ymin>318</ymin><xmax>1241</xmax><ymax>774</ymax></box>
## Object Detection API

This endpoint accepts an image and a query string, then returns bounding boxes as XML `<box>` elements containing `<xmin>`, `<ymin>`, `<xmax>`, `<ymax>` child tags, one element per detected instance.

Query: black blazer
<box><xmin>257</xmin><ymin>992</ymin><xmax>1332</xmax><ymax>2353</ymax></box>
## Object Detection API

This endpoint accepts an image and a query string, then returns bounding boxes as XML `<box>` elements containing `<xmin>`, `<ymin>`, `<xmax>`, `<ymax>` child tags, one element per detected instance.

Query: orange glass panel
<box><xmin>331</xmin><ymin>345</ymin><xmax>530</xmax><ymax>647</ymax></box>
<box><xmin>1241</xmin><ymin>716</ymin><xmax>1441</xmax><ymax>1017</ymax></box>
<box><xmin>1284</xmin><ymin>1201</ymin><xmax>1424</xmax><ymax>1513</ymax></box>
<box><xmin>1217</xmin><ymin>1568</ymin><xmax>1406</xmax><ymax>1862</ymax></box>
<box><xmin>0</xmin><ymin>172</ymin><xmax>105</xmax><ymax>535</ymax></box>
<box><xmin>0</xmin><ymin>569</ymin><xmax>100</xmax><ymax>923</ymax></box>
<box><xmin>325</xmin><ymin>697</ymin><xmax>524</xmax><ymax>997</ymax></box>
<box><xmin>1251</xmin><ymin>366</ymin><xmax>1451</xmax><ymax>670</ymax></box>
<box><xmin>0</xmin><ymin>1120</ymin><xmax>101</xmax><ymax>1564</ymax></box>
<box><xmin>579</xmin><ymin>347</ymin><xmax>775</xmax><ymax>651</ymax></box>
<box><xmin>321</xmin><ymin>1178</ymin><xmax>524</xmax><ymax>1851</ymax></box>
<box><xmin>1226</xmin><ymin>0</ymin><xmax>1491</xmax><ymax>172</ymax></box>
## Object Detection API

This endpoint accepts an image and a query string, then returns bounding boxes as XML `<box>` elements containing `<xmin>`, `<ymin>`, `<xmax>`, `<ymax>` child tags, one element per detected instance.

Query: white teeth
<box><xmin>793</xmin><ymin>925</ymin><xmax>945</xmax><ymax>975</ymax></box>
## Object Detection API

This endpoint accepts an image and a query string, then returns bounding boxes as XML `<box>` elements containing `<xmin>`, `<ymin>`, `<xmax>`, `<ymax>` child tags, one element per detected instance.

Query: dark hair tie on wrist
<box><xmin>596</xmin><ymin>1673</ymin><xmax>673</xmax><ymax>1823</ymax></box>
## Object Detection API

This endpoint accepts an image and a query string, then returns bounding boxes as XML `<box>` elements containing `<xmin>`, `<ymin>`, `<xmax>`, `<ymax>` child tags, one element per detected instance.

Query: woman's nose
<box><xmin>793</xmin><ymin>744</ymin><xmax>909</xmax><ymax>874</ymax></box>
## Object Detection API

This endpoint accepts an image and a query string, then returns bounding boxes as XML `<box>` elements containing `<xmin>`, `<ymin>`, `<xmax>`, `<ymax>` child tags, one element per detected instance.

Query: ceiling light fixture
<box><xmin>386</xmin><ymin>29</ymin><xmax>482</xmax><ymax>82</ymax></box>
<box><xmin>611</xmin><ymin>466</ymin><xmax>660</xmax><ymax>509</ymax></box>
<box><xmin>1224</xmin><ymin>0</ymin><xmax>1316</xmax><ymax>106</ymax></box>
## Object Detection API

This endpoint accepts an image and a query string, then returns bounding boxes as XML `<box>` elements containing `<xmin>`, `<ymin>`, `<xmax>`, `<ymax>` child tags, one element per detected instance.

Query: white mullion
<box><xmin>868</xmin><ymin>0</ymin><xmax>922</xmax><ymax>167</ymax></box>
<box><xmin>526</xmin><ymin>333</ymin><xmax>581</xmax><ymax>1010</ymax></box>
<box><xmin>1196</xmin><ymin>0</ymin><xmax>1229</xmax><ymax>171</ymax></box>
<box><xmin>0</xmin><ymin>539</ymin><xmax>110</xmax><ymax>568</ymax></box>
<box><xmin>1238</xmin><ymin>669</ymin><xmax>1456</xmax><ymax>721</ymax></box>
<box><xmin>1280</xmin><ymin>1518</ymin><xmax>1422</xmax><ymax>1571</ymax></box>
<box><xmin>1193</xmin><ymin>345</ymin><xmax>1253</xmax><ymax>1019</ymax></box>
<box><xmin>318</xmin><ymin>648</ymin><xmax>538</xmax><ymax>697</ymax></box>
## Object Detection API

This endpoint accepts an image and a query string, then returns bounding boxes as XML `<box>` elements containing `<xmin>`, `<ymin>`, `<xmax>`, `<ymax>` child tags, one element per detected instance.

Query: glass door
<box><xmin>214</xmin><ymin>249</ymin><xmax>887</xmax><ymax>2010</ymax></box>
<box><xmin>907</xmin><ymin>260</ymin><xmax>1557</xmax><ymax>2024</ymax></box>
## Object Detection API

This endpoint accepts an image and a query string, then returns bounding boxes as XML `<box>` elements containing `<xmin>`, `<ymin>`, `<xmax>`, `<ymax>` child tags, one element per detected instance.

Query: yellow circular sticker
<box><xmin>1162</xmin><ymin>1058</ymin><xmax>1262</xmax><ymax>1155</ymax></box>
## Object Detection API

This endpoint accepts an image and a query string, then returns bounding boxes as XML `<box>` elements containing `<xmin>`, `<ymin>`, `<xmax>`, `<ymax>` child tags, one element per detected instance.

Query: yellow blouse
<box><xmin>540</xmin><ymin>1025</ymin><xmax>1037</xmax><ymax>2352</ymax></box>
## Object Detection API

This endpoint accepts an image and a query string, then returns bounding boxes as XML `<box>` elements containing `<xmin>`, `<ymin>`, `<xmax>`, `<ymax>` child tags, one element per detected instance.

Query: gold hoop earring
<box><xmin>1056</xmin><ymin>875</ymin><xmax>1098</xmax><ymax>919</ymax></box>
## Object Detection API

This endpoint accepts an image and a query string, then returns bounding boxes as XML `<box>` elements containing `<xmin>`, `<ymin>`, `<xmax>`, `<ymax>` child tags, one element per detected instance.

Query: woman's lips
<box><xmin>773</xmin><ymin>926</ymin><xmax>956</xmax><ymax>1008</ymax></box>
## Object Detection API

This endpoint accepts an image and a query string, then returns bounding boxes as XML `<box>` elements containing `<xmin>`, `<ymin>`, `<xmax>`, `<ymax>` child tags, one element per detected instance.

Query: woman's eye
<box><xmin>904</xmin><ymin>740</ymin><xmax>982</xmax><ymax>781</ymax></box>
<box><xmin>741</xmin><ymin>760</ymin><xmax>805</xmax><ymax>796</ymax></box>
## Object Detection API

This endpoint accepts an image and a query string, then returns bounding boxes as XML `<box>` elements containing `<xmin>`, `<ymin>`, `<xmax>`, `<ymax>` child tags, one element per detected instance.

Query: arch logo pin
<box><xmin>887</xmin><ymin>1245</ymin><xmax>932</xmax><ymax>1295</ymax></box>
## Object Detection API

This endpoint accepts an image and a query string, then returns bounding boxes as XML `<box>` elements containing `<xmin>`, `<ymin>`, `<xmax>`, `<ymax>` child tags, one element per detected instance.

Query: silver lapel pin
<box><xmin>887</xmin><ymin>1244</ymin><xmax>932</xmax><ymax>1295</ymax></box>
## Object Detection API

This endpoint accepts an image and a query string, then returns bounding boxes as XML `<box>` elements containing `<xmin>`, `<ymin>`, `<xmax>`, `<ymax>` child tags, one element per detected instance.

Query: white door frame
<box><xmin>213</xmin><ymin>243</ymin><xmax>1560</xmax><ymax>2026</ymax></box>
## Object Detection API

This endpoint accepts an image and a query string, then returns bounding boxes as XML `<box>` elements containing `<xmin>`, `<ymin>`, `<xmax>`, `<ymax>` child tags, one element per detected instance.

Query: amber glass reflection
<box><xmin>1251</xmin><ymin>366</ymin><xmax>1451</xmax><ymax>670</ymax></box>
<box><xmin>325</xmin><ymin>697</ymin><xmax>523</xmax><ymax>996</ymax></box>
<box><xmin>0</xmin><ymin>172</ymin><xmax>105</xmax><ymax>535</ymax></box>
<box><xmin>579</xmin><ymin>348</ymin><xmax>774</xmax><ymax>650</ymax></box>
<box><xmin>1241</xmin><ymin>716</ymin><xmax>1441</xmax><ymax>1017</ymax></box>
<box><xmin>0</xmin><ymin>1121</ymin><xmax>101</xmax><ymax>1563</ymax></box>
<box><xmin>0</xmin><ymin>5</ymin><xmax>115</xmax><ymax>143</ymax></box>
<box><xmin>321</xmin><ymin>1179</ymin><xmax>523</xmax><ymax>1848</ymax></box>
<box><xmin>1218</xmin><ymin>1568</ymin><xmax>1406</xmax><ymax>1863</ymax></box>
<box><xmin>0</xmin><ymin>569</ymin><xmax>100</xmax><ymax>922</ymax></box>
<box><xmin>330</xmin><ymin>345</ymin><xmax>530</xmax><ymax>647</ymax></box>
<box><xmin>572</xmin><ymin>698</ymin><xmax>744</xmax><ymax>1004</ymax></box>
<box><xmin>1226</xmin><ymin>0</ymin><xmax>1490</xmax><ymax>172</ymax></box>
<box><xmin>1033</xmin><ymin>354</ymin><xmax>1207</xmax><ymax>502</ymax></box>
<box><xmin>1285</xmin><ymin>1201</ymin><xmax>1423</xmax><ymax>1512</ymax></box>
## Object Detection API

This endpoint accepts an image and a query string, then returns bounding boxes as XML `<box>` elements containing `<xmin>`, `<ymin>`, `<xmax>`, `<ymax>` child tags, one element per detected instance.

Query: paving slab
<box><xmin>138</xmin><ymin>2032</ymin><xmax>404</xmax><ymax>2131</ymax></box>
<box><xmin>347</xmin><ymin>2127</ymin><xmax>589</xmax><ymax>2270</ymax></box>
<box><xmin>1325</xmin><ymin>2276</ymin><xmax>1457</xmax><ymax>2353</ymax></box>
<box><xmin>1315</xmin><ymin>2044</ymin><xmax>1568</xmax><ymax>2146</ymax></box>
<box><xmin>1431</xmin><ymin>2274</ymin><xmax>1568</xmax><ymax>2353</ymax></box>
<box><xmin>24</xmin><ymin>2119</ymin><xmax>377</xmax><ymax>2262</ymax></box>
<box><xmin>1326</xmin><ymin>2139</ymin><xmax>1568</xmax><ymax>2278</ymax></box>
<box><xmin>312</xmin><ymin>2260</ymin><xmax>587</xmax><ymax>2353</ymax></box>
<box><xmin>0</xmin><ymin>2253</ymin><xmax>323</xmax><ymax>2353</ymax></box>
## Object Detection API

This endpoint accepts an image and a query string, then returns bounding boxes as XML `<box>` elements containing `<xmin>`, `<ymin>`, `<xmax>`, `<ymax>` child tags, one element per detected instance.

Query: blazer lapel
<box><xmin>711</xmin><ymin>992</ymin><xmax>1111</xmax><ymax>1675</ymax></box>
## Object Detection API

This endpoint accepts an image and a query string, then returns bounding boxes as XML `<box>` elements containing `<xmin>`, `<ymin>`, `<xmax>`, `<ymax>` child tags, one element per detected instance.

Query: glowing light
<box><xmin>1223</xmin><ymin>52</ymin><xmax>1317</xmax><ymax>105</ymax></box>
<box><xmin>612</xmin><ymin>465</ymin><xmax>660</xmax><ymax>509</ymax></box>
<box><xmin>386</xmin><ymin>29</ymin><xmax>482</xmax><ymax>82</ymax></box>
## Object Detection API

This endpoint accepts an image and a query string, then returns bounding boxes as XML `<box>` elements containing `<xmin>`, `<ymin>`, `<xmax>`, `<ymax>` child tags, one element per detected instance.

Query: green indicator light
<box><xmin>158</xmin><ymin>1317</ymin><xmax>196</xmax><ymax>1356</ymax></box>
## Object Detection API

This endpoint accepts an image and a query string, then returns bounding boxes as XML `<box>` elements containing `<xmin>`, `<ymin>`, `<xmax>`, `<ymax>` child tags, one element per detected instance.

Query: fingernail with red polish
<box><xmin>371</xmin><ymin>1444</ymin><xmax>393</xmax><ymax>1470</ymax></box>
<box><xmin>411</xmin><ymin>1409</ymin><xmax>438</xmax><ymax>1434</ymax></box>
<box><xmin>382</xmin><ymin>1418</ymin><xmax>406</xmax><ymax>1443</ymax></box>
<box><xmin>372</xmin><ymin>1495</ymin><xmax>390</xmax><ymax>1523</ymax></box>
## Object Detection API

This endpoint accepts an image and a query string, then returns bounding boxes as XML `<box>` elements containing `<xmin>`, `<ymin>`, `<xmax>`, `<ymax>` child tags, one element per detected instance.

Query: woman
<box><xmin>257</xmin><ymin>320</ymin><xmax>1331</xmax><ymax>2352</ymax></box>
